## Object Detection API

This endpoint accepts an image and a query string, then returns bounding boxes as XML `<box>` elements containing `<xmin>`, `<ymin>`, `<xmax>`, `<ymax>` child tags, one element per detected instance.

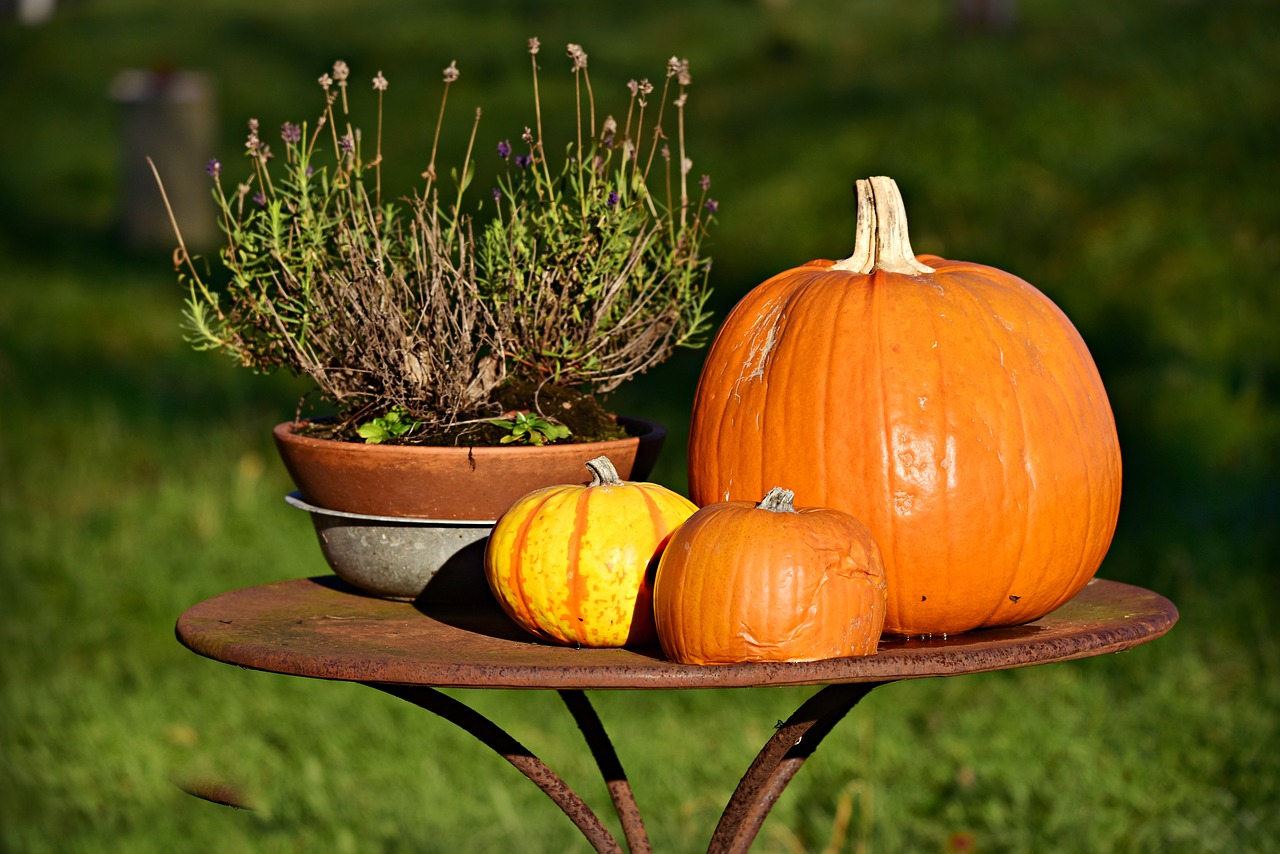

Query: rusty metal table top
<box><xmin>175</xmin><ymin>576</ymin><xmax>1177</xmax><ymax>690</ymax></box>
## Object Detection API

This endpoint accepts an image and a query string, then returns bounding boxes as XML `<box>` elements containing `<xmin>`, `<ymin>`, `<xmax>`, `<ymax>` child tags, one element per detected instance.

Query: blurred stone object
<box><xmin>4</xmin><ymin>0</ymin><xmax>56</xmax><ymax>26</ymax></box>
<box><xmin>110</xmin><ymin>68</ymin><xmax>217</xmax><ymax>251</ymax></box>
<box><xmin>953</xmin><ymin>0</ymin><xmax>1018</xmax><ymax>32</ymax></box>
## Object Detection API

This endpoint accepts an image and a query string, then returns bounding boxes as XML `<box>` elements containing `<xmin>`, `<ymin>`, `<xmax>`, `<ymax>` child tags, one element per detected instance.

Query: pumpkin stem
<box><xmin>831</xmin><ymin>176</ymin><xmax>935</xmax><ymax>276</ymax></box>
<box><xmin>586</xmin><ymin>455</ymin><xmax>625</xmax><ymax>487</ymax></box>
<box><xmin>756</xmin><ymin>487</ymin><xmax>798</xmax><ymax>513</ymax></box>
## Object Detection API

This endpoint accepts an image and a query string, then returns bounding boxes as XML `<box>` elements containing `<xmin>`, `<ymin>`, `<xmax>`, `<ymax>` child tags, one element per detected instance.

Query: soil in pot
<box><xmin>295</xmin><ymin>379</ymin><xmax>628</xmax><ymax>446</ymax></box>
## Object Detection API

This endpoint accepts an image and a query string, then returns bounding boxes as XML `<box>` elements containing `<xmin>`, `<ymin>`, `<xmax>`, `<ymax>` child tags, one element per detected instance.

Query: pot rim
<box><xmin>285</xmin><ymin>491</ymin><xmax>498</xmax><ymax>526</ymax></box>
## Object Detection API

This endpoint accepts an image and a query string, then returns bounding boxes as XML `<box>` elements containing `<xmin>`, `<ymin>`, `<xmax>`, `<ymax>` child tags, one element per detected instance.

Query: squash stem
<box><xmin>756</xmin><ymin>487</ymin><xmax>797</xmax><ymax>513</ymax></box>
<box><xmin>832</xmin><ymin>176</ymin><xmax>935</xmax><ymax>276</ymax></box>
<box><xmin>586</xmin><ymin>456</ymin><xmax>624</xmax><ymax>487</ymax></box>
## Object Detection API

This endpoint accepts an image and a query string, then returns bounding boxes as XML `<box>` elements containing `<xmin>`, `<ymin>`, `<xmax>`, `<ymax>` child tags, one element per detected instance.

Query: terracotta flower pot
<box><xmin>273</xmin><ymin>416</ymin><xmax>667</xmax><ymax>521</ymax></box>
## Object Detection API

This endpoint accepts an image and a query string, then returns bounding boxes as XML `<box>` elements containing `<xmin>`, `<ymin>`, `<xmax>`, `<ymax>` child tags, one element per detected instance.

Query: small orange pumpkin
<box><xmin>653</xmin><ymin>487</ymin><xmax>887</xmax><ymax>664</ymax></box>
<box><xmin>485</xmin><ymin>455</ymin><xmax>697</xmax><ymax>647</ymax></box>
<box><xmin>687</xmin><ymin>176</ymin><xmax>1121</xmax><ymax>637</ymax></box>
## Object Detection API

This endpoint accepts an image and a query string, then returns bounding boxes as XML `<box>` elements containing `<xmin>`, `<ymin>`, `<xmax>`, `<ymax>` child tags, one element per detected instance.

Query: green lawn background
<box><xmin>1</xmin><ymin>1</ymin><xmax>1276</xmax><ymax>851</ymax></box>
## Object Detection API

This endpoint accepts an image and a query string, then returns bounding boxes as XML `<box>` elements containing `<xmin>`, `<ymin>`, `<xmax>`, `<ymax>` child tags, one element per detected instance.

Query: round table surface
<box><xmin>175</xmin><ymin>576</ymin><xmax>1177</xmax><ymax>690</ymax></box>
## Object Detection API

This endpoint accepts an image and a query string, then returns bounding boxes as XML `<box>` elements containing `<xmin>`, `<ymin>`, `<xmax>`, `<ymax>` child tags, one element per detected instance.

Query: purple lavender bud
<box><xmin>305</xmin><ymin>164</ymin><xmax>314</xmax><ymax>178</ymax></box>
<box><xmin>700</xmin><ymin>174</ymin><xmax>711</xmax><ymax>192</ymax></box>
<box><xmin>704</xmin><ymin>198</ymin><xmax>718</xmax><ymax>214</ymax></box>
<box><xmin>602</xmin><ymin>132</ymin><xmax>615</xmax><ymax>149</ymax></box>
<box><xmin>253</xmin><ymin>190</ymin><xmax>267</xmax><ymax>206</ymax></box>
<box><xmin>338</xmin><ymin>133</ymin><xmax>354</xmax><ymax>153</ymax></box>
<box><xmin>606</xmin><ymin>190</ymin><xmax>618</xmax><ymax>208</ymax></box>
<box><xmin>281</xmin><ymin>122</ymin><xmax>302</xmax><ymax>143</ymax></box>
<box><xmin>515</xmin><ymin>154</ymin><xmax>533</xmax><ymax>169</ymax></box>
<box><xmin>205</xmin><ymin>158</ymin><xmax>221</xmax><ymax>177</ymax></box>
<box><xmin>492</xmin><ymin>187</ymin><xmax>502</xmax><ymax>202</ymax></box>
<box><xmin>497</xmin><ymin>139</ymin><xmax>512</xmax><ymax>160</ymax></box>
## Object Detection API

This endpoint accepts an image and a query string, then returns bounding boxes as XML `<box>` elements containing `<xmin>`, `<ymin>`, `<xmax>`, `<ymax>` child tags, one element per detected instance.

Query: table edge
<box><xmin>176</xmin><ymin>578</ymin><xmax>1179</xmax><ymax>690</ymax></box>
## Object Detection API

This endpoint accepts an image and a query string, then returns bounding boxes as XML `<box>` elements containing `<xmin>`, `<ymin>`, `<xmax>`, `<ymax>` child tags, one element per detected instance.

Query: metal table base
<box><xmin>177</xmin><ymin>577</ymin><xmax>1177</xmax><ymax>852</ymax></box>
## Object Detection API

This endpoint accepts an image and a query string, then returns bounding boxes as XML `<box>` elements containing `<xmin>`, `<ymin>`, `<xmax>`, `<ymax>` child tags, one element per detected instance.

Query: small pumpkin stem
<box><xmin>756</xmin><ymin>487</ymin><xmax>798</xmax><ymax>513</ymax></box>
<box><xmin>586</xmin><ymin>455</ymin><xmax>624</xmax><ymax>487</ymax></box>
<box><xmin>831</xmin><ymin>176</ymin><xmax>935</xmax><ymax>276</ymax></box>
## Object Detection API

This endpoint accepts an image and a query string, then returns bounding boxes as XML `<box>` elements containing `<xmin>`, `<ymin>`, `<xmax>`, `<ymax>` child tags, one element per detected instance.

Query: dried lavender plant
<box><xmin>153</xmin><ymin>46</ymin><xmax>716</xmax><ymax>444</ymax></box>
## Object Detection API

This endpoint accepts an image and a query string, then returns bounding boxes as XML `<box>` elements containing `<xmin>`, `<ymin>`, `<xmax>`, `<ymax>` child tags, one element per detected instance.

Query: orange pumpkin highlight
<box><xmin>653</xmin><ymin>487</ymin><xmax>887</xmax><ymax>664</ymax></box>
<box><xmin>687</xmin><ymin>176</ymin><xmax>1121</xmax><ymax>637</ymax></box>
<box><xmin>485</xmin><ymin>455</ymin><xmax>697</xmax><ymax>647</ymax></box>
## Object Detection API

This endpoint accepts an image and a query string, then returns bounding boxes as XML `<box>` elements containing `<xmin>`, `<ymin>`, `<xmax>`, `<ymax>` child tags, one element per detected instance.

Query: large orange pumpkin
<box><xmin>653</xmin><ymin>487</ymin><xmax>887</xmax><ymax>664</ymax></box>
<box><xmin>485</xmin><ymin>455</ymin><xmax>696</xmax><ymax>647</ymax></box>
<box><xmin>687</xmin><ymin>176</ymin><xmax>1121</xmax><ymax>637</ymax></box>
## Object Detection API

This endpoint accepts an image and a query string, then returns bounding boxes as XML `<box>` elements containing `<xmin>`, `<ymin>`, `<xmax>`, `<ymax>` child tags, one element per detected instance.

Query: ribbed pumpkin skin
<box><xmin>687</xmin><ymin>257</ymin><xmax>1122</xmax><ymax>637</ymax></box>
<box><xmin>485</xmin><ymin>475</ymin><xmax>697</xmax><ymax>647</ymax></box>
<box><xmin>653</xmin><ymin>495</ymin><xmax>887</xmax><ymax>664</ymax></box>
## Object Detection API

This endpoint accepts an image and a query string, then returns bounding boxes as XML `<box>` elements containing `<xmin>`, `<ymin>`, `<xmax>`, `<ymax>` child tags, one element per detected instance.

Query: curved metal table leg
<box><xmin>560</xmin><ymin>690</ymin><xmax>652</xmax><ymax>854</ymax></box>
<box><xmin>374</xmin><ymin>680</ymin><xmax>885</xmax><ymax>854</ymax></box>
<box><xmin>709</xmin><ymin>682</ymin><xmax>886</xmax><ymax>853</ymax></box>
<box><xmin>372</xmin><ymin>683</ymin><xmax>623</xmax><ymax>854</ymax></box>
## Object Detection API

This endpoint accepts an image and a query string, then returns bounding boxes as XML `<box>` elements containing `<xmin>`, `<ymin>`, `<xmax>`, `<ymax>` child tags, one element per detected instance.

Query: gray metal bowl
<box><xmin>286</xmin><ymin>492</ymin><xmax>494</xmax><ymax>602</ymax></box>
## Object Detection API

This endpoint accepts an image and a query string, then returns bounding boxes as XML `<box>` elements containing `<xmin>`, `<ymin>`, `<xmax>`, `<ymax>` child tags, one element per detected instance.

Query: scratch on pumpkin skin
<box><xmin>731</xmin><ymin>295</ymin><xmax>787</xmax><ymax>400</ymax></box>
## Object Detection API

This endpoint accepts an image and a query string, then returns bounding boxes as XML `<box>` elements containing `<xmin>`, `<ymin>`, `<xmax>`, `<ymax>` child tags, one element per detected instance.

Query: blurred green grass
<box><xmin>1</xmin><ymin>1</ymin><xmax>1277</xmax><ymax>851</ymax></box>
